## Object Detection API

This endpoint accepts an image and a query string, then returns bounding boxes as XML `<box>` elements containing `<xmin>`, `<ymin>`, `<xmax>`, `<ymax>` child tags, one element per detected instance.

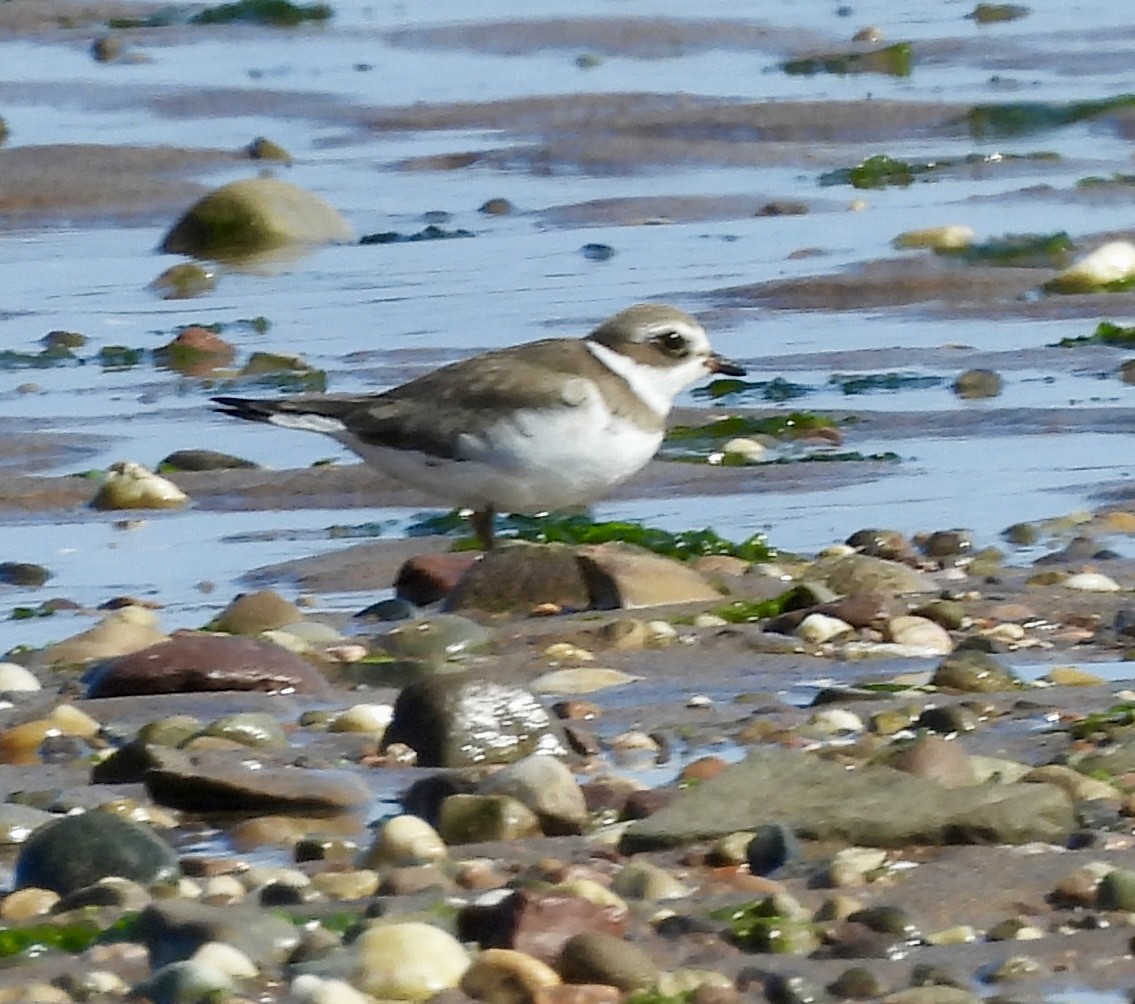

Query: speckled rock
<box><xmin>381</xmin><ymin>673</ymin><xmax>565</xmax><ymax>767</ymax></box>
<box><xmin>85</xmin><ymin>632</ymin><xmax>331</xmax><ymax>697</ymax></box>
<box><xmin>15</xmin><ymin>811</ymin><xmax>179</xmax><ymax>895</ymax></box>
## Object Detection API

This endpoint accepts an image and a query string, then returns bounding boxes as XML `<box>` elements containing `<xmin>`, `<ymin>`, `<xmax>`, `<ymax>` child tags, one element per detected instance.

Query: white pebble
<box><xmin>1063</xmin><ymin>572</ymin><xmax>1121</xmax><ymax>592</ymax></box>
<box><xmin>0</xmin><ymin>663</ymin><xmax>40</xmax><ymax>692</ymax></box>
<box><xmin>796</xmin><ymin>612</ymin><xmax>854</xmax><ymax>644</ymax></box>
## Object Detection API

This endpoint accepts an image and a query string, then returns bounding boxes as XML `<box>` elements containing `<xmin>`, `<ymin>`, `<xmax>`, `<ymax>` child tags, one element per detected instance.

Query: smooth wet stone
<box><xmin>746</xmin><ymin>822</ymin><xmax>801</xmax><ymax>876</ymax></box>
<box><xmin>199</xmin><ymin>711</ymin><xmax>287</xmax><ymax>747</ymax></box>
<box><xmin>375</xmin><ymin>614</ymin><xmax>492</xmax><ymax>665</ymax></box>
<box><xmin>0</xmin><ymin>561</ymin><xmax>50</xmax><ymax>587</ymax></box>
<box><xmin>132</xmin><ymin>961</ymin><xmax>235</xmax><ymax>1004</ymax></box>
<box><xmin>458</xmin><ymin>889</ymin><xmax>628</xmax><ymax>965</ymax></box>
<box><xmin>931</xmin><ymin>650</ymin><xmax>1022</xmax><ymax>692</ymax></box>
<box><xmin>381</xmin><ymin>673</ymin><xmax>564</xmax><ymax>767</ymax></box>
<box><xmin>395</xmin><ymin>553</ymin><xmax>480</xmax><ymax>606</ymax></box>
<box><xmin>1022</xmin><ymin>764</ymin><xmax>1118</xmax><ymax>802</ymax></box>
<box><xmin>90</xmin><ymin>460</ymin><xmax>188</xmax><ymax>510</ymax></box>
<box><xmin>620</xmin><ymin>747</ymin><xmax>1074</xmax><ymax>852</ymax></box>
<box><xmin>476</xmin><ymin>753</ymin><xmax>587</xmax><ymax>835</ymax></box>
<box><xmin>887</xmin><ymin>615</ymin><xmax>953</xmax><ymax>654</ymax></box>
<box><xmin>1044</xmin><ymin>239</ymin><xmax>1135</xmax><ymax>293</ymax></box>
<box><xmin>292</xmin><ymin>975</ymin><xmax>372</xmax><ymax>1004</ymax></box>
<box><xmin>85</xmin><ymin>632</ymin><xmax>331</xmax><ymax>697</ymax></box>
<box><xmin>362</xmin><ymin>814</ymin><xmax>448</xmax><ymax>868</ymax></box>
<box><xmin>530</xmin><ymin>667</ymin><xmax>642</xmax><ymax>695</ymax></box>
<box><xmin>0</xmin><ymin>663</ymin><xmax>41</xmax><ymax>691</ymax></box>
<box><xmin>558</xmin><ymin>931</ymin><xmax>659</xmax><ymax>992</ymax></box>
<box><xmin>142</xmin><ymin>746</ymin><xmax>369</xmax><ymax>814</ymax></box>
<box><xmin>149</xmin><ymin>262</ymin><xmax>219</xmax><ymax>300</ymax></box>
<box><xmin>160</xmin><ymin>449</ymin><xmax>257</xmax><ymax>472</ymax></box>
<box><xmin>160</xmin><ymin>177</ymin><xmax>353</xmax><ymax>259</ymax></box>
<box><xmin>575</xmin><ymin>543</ymin><xmax>722</xmax><ymax>608</ymax></box>
<box><xmin>207</xmin><ymin>589</ymin><xmax>304</xmax><ymax>634</ymax></box>
<box><xmin>352</xmin><ymin>921</ymin><xmax>470</xmax><ymax>1001</ymax></box>
<box><xmin>40</xmin><ymin>606</ymin><xmax>168</xmax><ymax>667</ymax></box>
<box><xmin>1063</xmin><ymin>571</ymin><xmax>1121</xmax><ymax>592</ymax></box>
<box><xmin>809</xmin><ymin>553</ymin><xmax>938</xmax><ymax>596</ymax></box>
<box><xmin>461</xmin><ymin>947</ymin><xmax>561</xmax><ymax>1004</ymax></box>
<box><xmin>610</xmin><ymin>860</ymin><xmax>691</xmax><ymax>901</ymax></box>
<box><xmin>139</xmin><ymin>899</ymin><xmax>300</xmax><ymax>969</ymax></box>
<box><xmin>438</xmin><ymin>793</ymin><xmax>542</xmax><ymax>843</ymax></box>
<box><xmin>445</xmin><ymin>543</ymin><xmax>592</xmax><ymax>614</ymax></box>
<box><xmin>797</xmin><ymin>613</ymin><xmax>853</xmax><ymax>644</ymax></box>
<box><xmin>15</xmin><ymin>811</ymin><xmax>179</xmax><ymax>895</ymax></box>
<box><xmin>888</xmin><ymin>735</ymin><xmax>977</xmax><ymax>788</ymax></box>
<box><xmin>0</xmin><ymin>803</ymin><xmax>57</xmax><ymax>845</ymax></box>
<box><xmin>951</xmin><ymin>369</ymin><xmax>1001</xmax><ymax>399</ymax></box>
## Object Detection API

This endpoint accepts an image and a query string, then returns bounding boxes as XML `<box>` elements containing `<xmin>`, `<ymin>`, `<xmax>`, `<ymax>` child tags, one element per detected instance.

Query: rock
<box><xmin>796</xmin><ymin>612</ymin><xmax>854</xmax><ymax>644</ymax></box>
<box><xmin>292</xmin><ymin>975</ymin><xmax>373</xmax><ymax>1004</ymax></box>
<box><xmin>609</xmin><ymin>861</ymin><xmax>691</xmax><ymax>900</ymax></box>
<box><xmin>153</xmin><ymin>325</ymin><xmax>234</xmax><ymax>374</ymax></box>
<box><xmin>951</xmin><ymin>369</ymin><xmax>1001</xmax><ymax>399</ymax></box>
<box><xmin>374</xmin><ymin>614</ymin><xmax>492</xmax><ymax>666</ymax></box>
<box><xmin>247</xmin><ymin>136</ymin><xmax>292</xmax><ymax>162</ymax></box>
<box><xmin>889</xmin><ymin>735</ymin><xmax>977</xmax><ymax>788</ymax></box>
<box><xmin>159</xmin><ymin>449</ymin><xmax>257</xmax><ymax>471</ymax></box>
<box><xmin>15</xmin><ymin>811</ymin><xmax>179</xmax><ymax>895</ymax></box>
<box><xmin>148</xmin><ymin>262</ymin><xmax>218</xmax><ymax>300</ymax></box>
<box><xmin>438</xmin><ymin>794</ymin><xmax>542</xmax><ymax>843</ymax></box>
<box><xmin>381</xmin><ymin>674</ymin><xmax>564</xmax><ymax>768</ymax></box>
<box><xmin>362</xmin><ymin>815</ymin><xmax>448</xmax><ymax>868</ymax></box>
<box><xmin>892</xmin><ymin>225</ymin><xmax>974</xmax><ymax>250</ymax></box>
<box><xmin>931</xmin><ymin>650</ymin><xmax>1022</xmax><ymax>692</ymax></box>
<box><xmin>141</xmin><ymin>746</ymin><xmax>369</xmax><ymax>814</ymax></box>
<box><xmin>746</xmin><ymin>822</ymin><xmax>801</xmax><ymax>876</ymax></box>
<box><xmin>138</xmin><ymin>899</ymin><xmax>300</xmax><ymax>969</ymax></box>
<box><xmin>1044</xmin><ymin>240</ymin><xmax>1135</xmax><ymax>293</ymax></box>
<box><xmin>530</xmin><ymin>667</ymin><xmax>641</xmax><ymax>695</ymax></box>
<box><xmin>90</xmin><ymin>460</ymin><xmax>187</xmax><ymax>510</ymax></box>
<box><xmin>445</xmin><ymin>543</ymin><xmax>591</xmax><ymax>614</ymax></box>
<box><xmin>132</xmin><ymin>961</ymin><xmax>236</xmax><ymax>1004</ymax></box>
<box><xmin>461</xmin><ymin>948</ymin><xmax>561</xmax><ymax>1004</ymax></box>
<box><xmin>85</xmin><ymin>632</ymin><xmax>331</xmax><ymax>697</ymax></box>
<box><xmin>0</xmin><ymin>561</ymin><xmax>50</xmax><ymax>587</ymax></box>
<box><xmin>576</xmin><ymin>543</ymin><xmax>721</xmax><ymax>608</ymax></box>
<box><xmin>480</xmin><ymin>198</ymin><xmax>515</xmax><ymax>215</ymax></box>
<box><xmin>0</xmin><ymin>662</ymin><xmax>41</xmax><ymax>691</ymax></box>
<box><xmin>1063</xmin><ymin>571</ymin><xmax>1121</xmax><ymax>592</ymax></box>
<box><xmin>160</xmin><ymin>177</ymin><xmax>352</xmax><ymax>260</ymax></box>
<box><xmin>396</xmin><ymin>552</ymin><xmax>479</xmax><ymax>605</ymax></box>
<box><xmin>809</xmin><ymin>553</ymin><xmax>938</xmax><ymax>596</ymax></box>
<box><xmin>199</xmin><ymin>711</ymin><xmax>287</xmax><ymax>747</ymax></box>
<box><xmin>558</xmin><ymin>931</ymin><xmax>659</xmax><ymax>992</ymax></box>
<box><xmin>207</xmin><ymin>589</ymin><xmax>304</xmax><ymax>634</ymax></box>
<box><xmin>458</xmin><ymin>889</ymin><xmax>628</xmax><ymax>965</ymax></box>
<box><xmin>352</xmin><ymin>922</ymin><xmax>470</xmax><ymax>1001</ymax></box>
<box><xmin>886</xmin><ymin>615</ymin><xmax>953</xmax><ymax>654</ymax></box>
<box><xmin>476</xmin><ymin>753</ymin><xmax>587</xmax><ymax>835</ymax></box>
<box><xmin>620</xmin><ymin>747</ymin><xmax>1074</xmax><ymax>852</ymax></box>
<box><xmin>39</xmin><ymin>606</ymin><xmax>168</xmax><ymax>667</ymax></box>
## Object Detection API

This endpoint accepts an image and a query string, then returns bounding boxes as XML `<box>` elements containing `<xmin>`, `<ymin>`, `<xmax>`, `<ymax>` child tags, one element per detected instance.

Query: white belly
<box><xmin>341</xmin><ymin>404</ymin><xmax>662</xmax><ymax>513</ymax></box>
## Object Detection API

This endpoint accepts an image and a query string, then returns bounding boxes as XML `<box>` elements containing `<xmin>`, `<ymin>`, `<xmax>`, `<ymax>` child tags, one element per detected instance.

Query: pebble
<box><xmin>353</xmin><ymin>922</ymin><xmax>470</xmax><ymax>999</ymax></box>
<box><xmin>461</xmin><ymin>947</ymin><xmax>561</xmax><ymax>1004</ymax></box>
<box><xmin>1046</xmin><ymin>239</ymin><xmax>1135</xmax><ymax>292</ymax></box>
<box><xmin>796</xmin><ymin>612</ymin><xmax>854</xmax><ymax>644</ymax></box>
<box><xmin>530</xmin><ymin>668</ymin><xmax>642</xmax><ymax>694</ymax></box>
<box><xmin>1063</xmin><ymin>571</ymin><xmax>1121</xmax><ymax>592</ymax></box>
<box><xmin>887</xmin><ymin>615</ymin><xmax>953</xmax><ymax>654</ymax></box>
<box><xmin>90</xmin><ymin>460</ymin><xmax>188</xmax><ymax>510</ymax></box>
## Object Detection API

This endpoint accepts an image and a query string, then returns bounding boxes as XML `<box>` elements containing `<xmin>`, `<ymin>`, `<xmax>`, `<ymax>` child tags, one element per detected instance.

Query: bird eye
<box><xmin>654</xmin><ymin>330</ymin><xmax>688</xmax><ymax>356</ymax></box>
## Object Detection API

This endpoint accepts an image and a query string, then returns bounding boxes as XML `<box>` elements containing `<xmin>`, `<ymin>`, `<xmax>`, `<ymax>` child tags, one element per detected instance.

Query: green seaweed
<box><xmin>1052</xmin><ymin>321</ymin><xmax>1135</xmax><ymax>348</ymax></box>
<box><xmin>0</xmin><ymin>346</ymin><xmax>79</xmax><ymax>369</ymax></box>
<box><xmin>0</xmin><ymin>913</ymin><xmax>139</xmax><ymax>958</ymax></box>
<box><xmin>692</xmin><ymin>377</ymin><xmax>810</xmax><ymax>403</ymax></box>
<box><xmin>359</xmin><ymin>226</ymin><xmax>475</xmax><ymax>245</ymax></box>
<box><xmin>966</xmin><ymin>94</ymin><xmax>1135</xmax><ymax>139</ymax></box>
<box><xmin>1076</xmin><ymin>173</ymin><xmax>1135</xmax><ymax>189</ymax></box>
<box><xmin>819</xmin><ymin>154</ymin><xmax>926</xmax><ymax>189</ymax></box>
<box><xmin>967</xmin><ymin>3</ymin><xmax>1030</xmax><ymax>23</ymax></box>
<box><xmin>830</xmin><ymin>372</ymin><xmax>945</xmax><ymax>395</ymax></box>
<box><xmin>10</xmin><ymin>604</ymin><xmax>56</xmax><ymax>621</ymax></box>
<box><xmin>666</xmin><ymin>412</ymin><xmax>837</xmax><ymax>444</ymax></box>
<box><xmin>713</xmin><ymin>585</ymin><xmax>818</xmax><ymax>624</ymax></box>
<box><xmin>190</xmin><ymin>0</ymin><xmax>331</xmax><ymax>25</ymax></box>
<box><xmin>709</xmin><ymin>898</ymin><xmax>819</xmax><ymax>954</ymax></box>
<box><xmin>1065</xmin><ymin>702</ymin><xmax>1135</xmax><ymax>740</ymax></box>
<box><xmin>783</xmin><ymin>42</ymin><xmax>912</xmax><ymax>77</ymax></box>
<box><xmin>943</xmin><ymin>230</ymin><xmax>1073</xmax><ymax>268</ymax></box>
<box><xmin>406</xmin><ymin>511</ymin><xmax>774</xmax><ymax>563</ymax></box>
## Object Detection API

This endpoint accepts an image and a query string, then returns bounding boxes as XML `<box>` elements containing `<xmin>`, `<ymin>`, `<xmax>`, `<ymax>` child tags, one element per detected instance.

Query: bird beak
<box><xmin>707</xmin><ymin>353</ymin><xmax>746</xmax><ymax>377</ymax></box>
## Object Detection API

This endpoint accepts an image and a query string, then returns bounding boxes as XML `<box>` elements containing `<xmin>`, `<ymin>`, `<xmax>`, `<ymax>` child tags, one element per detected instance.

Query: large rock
<box><xmin>809</xmin><ymin>553</ymin><xmax>939</xmax><ymax>596</ymax></box>
<box><xmin>381</xmin><ymin>674</ymin><xmax>565</xmax><ymax>767</ymax></box>
<box><xmin>476</xmin><ymin>753</ymin><xmax>588</xmax><ymax>835</ymax></box>
<box><xmin>140</xmin><ymin>746</ymin><xmax>369</xmax><ymax>814</ymax></box>
<box><xmin>38</xmin><ymin>607</ymin><xmax>169</xmax><ymax>667</ymax></box>
<box><xmin>84</xmin><ymin>632</ymin><xmax>331</xmax><ymax>697</ymax></box>
<box><xmin>619</xmin><ymin>747</ymin><xmax>1075</xmax><ymax>853</ymax></box>
<box><xmin>160</xmin><ymin>177</ymin><xmax>352</xmax><ymax>260</ymax></box>
<box><xmin>15</xmin><ymin>811</ymin><xmax>180</xmax><ymax>895</ymax></box>
<box><xmin>352</xmin><ymin>922</ymin><xmax>470</xmax><ymax>1001</ymax></box>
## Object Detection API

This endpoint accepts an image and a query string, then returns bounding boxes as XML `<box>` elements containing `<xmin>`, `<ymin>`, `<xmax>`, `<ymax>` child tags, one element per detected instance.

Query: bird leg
<box><xmin>470</xmin><ymin>509</ymin><xmax>496</xmax><ymax>550</ymax></box>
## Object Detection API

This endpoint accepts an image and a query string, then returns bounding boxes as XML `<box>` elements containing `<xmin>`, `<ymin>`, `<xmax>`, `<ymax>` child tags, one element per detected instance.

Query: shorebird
<box><xmin>213</xmin><ymin>303</ymin><xmax>744</xmax><ymax>549</ymax></box>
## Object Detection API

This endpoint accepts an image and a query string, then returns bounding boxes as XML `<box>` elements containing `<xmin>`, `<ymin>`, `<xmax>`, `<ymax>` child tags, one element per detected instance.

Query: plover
<box><xmin>213</xmin><ymin>303</ymin><xmax>744</xmax><ymax>549</ymax></box>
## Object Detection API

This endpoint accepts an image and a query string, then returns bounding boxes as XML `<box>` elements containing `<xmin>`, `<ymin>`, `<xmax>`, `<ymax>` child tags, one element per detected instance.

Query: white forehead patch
<box><xmin>586</xmin><ymin>338</ymin><xmax>710</xmax><ymax>416</ymax></box>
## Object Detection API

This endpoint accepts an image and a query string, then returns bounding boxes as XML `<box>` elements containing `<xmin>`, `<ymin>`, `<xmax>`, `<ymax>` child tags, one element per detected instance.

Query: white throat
<box><xmin>585</xmin><ymin>340</ymin><xmax>683</xmax><ymax>417</ymax></box>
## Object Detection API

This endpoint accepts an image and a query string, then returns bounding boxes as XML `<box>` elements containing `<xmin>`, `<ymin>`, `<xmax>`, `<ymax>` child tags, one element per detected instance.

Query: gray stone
<box><xmin>810</xmin><ymin>553</ymin><xmax>939</xmax><ymax>596</ymax></box>
<box><xmin>381</xmin><ymin>673</ymin><xmax>565</xmax><ymax>768</ymax></box>
<box><xmin>15</xmin><ymin>811</ymin><xmax>179</xmax><ymax>895</ymax></box>
<box><xmin>620</xmin><ymin>747</ymin><xmax>1074</xmax><ymax>852</ymax></box>
<box><xmin>138</xmin><ymin>899</ymin><xmax>300</xmax><ymax>969</ymax></box>
<box><xmin>558</xmin><ymin>930</ymin><xmax>659</xmax><ymax>992</ymax></box>
<box><xmin>475</xmin><ymin>753</ymin><xmax>587</xmax><ymax>834</ymax></box>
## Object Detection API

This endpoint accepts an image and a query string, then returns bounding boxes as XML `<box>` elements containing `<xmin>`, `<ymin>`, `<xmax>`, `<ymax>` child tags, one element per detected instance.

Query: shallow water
<box><xmin>1</xmin><ymin>1</ymin><xmax>1134</xmax><ymax>647</ymax></box>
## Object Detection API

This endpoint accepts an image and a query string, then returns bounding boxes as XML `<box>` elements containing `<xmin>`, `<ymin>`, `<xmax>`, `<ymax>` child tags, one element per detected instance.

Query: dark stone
<box><xmin>621</xmin><ymin>788</ymin><xmax>676</xmax><ymax>820</ymax></box>
<box><xmin>401</xmin><ymin>772</ymin><xmax>477</xmax><ymax>825</ymax></box>
<box><xmin>557</xmin><ymin>930</ymin><xmax>658</xmax><ymax>991</ymax></box>
<box><xmin>931</xmin><ymin>650</ymin><xmax>1022</xmax><ymax>693</ymax></box>
<box><xmin>457</xmin><ymin>889</ymin><xmax>627</xmax><ymax>965</ymax></box>
<box><xmin>160</xmin><ymin>449</ymin><xmax>258</xmax><ymax>472</ymax></box>
<box><xmin>381</xmin><ymin>673</ymin><xmax>564</xmax><ymax>768</ymax></box>
<box><xmin>581</xmin><ymin>243</ymin><xmax>616</xmax><ymax>261</ymax></box>
<box><xmin>84</xmin><ymin>632</ymin><xmax>331</xmax><ymax>698</ymax></box>
<box><xmin>15</xmin><ymin>811</ymin><xmax>179</xmax><ymax>895</ymax></box>
<box><xmin>444</xmin><ymin>543</ymin><xmax>590</xmax><ymax>614</ymax></box>
<box><xmin>0</xmin><ymin>561</ymin><xmax>51</xmax><ymax>587</ymax></box>
<box><xmin>746</xmin><ymin>822</ymin><xmax>800</xmax><ymax>876</ymax></box>
<box><xmin>395</xmin><ymin>553</ymin><xmax>479</xmax><ymax>606</ymax></box>
<box><xmin>355</xmin><ymin>597</ymin><xmax>418</xmax><ymax>622</ymax></box>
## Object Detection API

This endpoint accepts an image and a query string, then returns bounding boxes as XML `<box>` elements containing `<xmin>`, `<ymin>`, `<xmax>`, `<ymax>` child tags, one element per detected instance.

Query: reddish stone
<box><xmin>621</xmin><ymin>788</ymin><xmax>675</xmax><ymax>820</ymax></box>
<box><xmin>679</xmin><ymin>756</ymin><xmax>729</xmax><ymax>783</ymax></box>
<box><xmin>457</xmin><ymin>889</ymin><xmax>626</xmax><ymax>965</ymax></box>
<box><xmin>532</xmin><ymin>987</ymin><xmax>620</xmax><ymax>1004</ymax></box>
<box><xmin>395</xmin><ymin>552</ymin><xmax>479</xmax><ymax>605</ymax></box>
<box><xmin>85</xmin><ymin>631</ymin><xmax>330</xmax><ymax>698</ymax></box>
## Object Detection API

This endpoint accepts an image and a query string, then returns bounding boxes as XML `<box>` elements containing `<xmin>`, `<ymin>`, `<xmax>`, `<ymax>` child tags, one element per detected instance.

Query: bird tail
<box><xmin>211</xmin><ymin>396</ymin><xmax>278</xmax><ymax>423</ymax></box>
